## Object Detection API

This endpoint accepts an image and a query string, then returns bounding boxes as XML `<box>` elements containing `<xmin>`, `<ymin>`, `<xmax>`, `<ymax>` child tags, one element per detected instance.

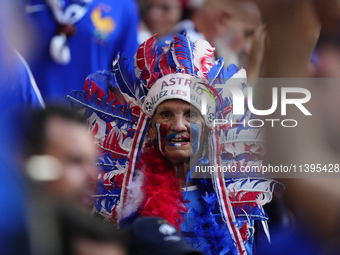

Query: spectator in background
<box><xmin>28</xmin><ymin>200</ymin><xmax>128</xmax><ymax>255</ymax></box>
<box><xmin>0</xmin><ymin>2</ymin><xmax>44</xmax><ymax>254</ymax></box>
<box><xmin>312</xmin><ymin>31</ymin><xmax>340</xmax><ymax>156</ymax></box>
<box><xmin>0</xmin><ymin>109</ymin><xmax>30</xmax><ymax>255</ymax></box>
<box><xmin>22</xmin><ymin>0</ymin><xmax>140</xmax><ymax>103</ymax></box>
<box><xmin>248</xmin><ymin>0</ymin><xmax>340</xmax><ymax>254</ymax></box>
<box><xmin>175</xmin><ymin>0</ymin><xmax>261</xmax><ymax>68</ymax></box>
<box><xmin>0</xmin><ymin>1</ymin><xmax>45</xmax><ymax>112</ymax></box>
<box><xmin>6</xmin><ymin>106</ymin><xmax>127</xmax><ymax>255</ymax></box>
<box><xmin>139</xmin><ymin>0</ymin><xmax>184</xmax><ymax>39</ymax></box>
<box><xmin>24</xmin><ymin>106</ymin><xmax>98</xmax><ymax>209</ymax></box>
<box><xmin>137</xmin><ymin>0</ymin><xmax>185</xmax><ymax>49</ymax></box>
<box><xmin>0</xmin><ymin>42</ymin><xmax>45</xmax><ymax>111</ymax></box>
<box><xmin>139</xmin><ymin>0</ymin><xmax>262</xmax><ymax>76</ymax></box>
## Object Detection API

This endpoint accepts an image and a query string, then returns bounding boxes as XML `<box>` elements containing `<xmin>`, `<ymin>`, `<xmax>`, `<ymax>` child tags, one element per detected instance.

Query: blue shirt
<box><xmin>180</xmin><ymin>187</ymin><xmax>206</xmax><ymax>250</ymax></box>
<box><xmin>181</xmin><ymin>186</ymin><xmax>255</xmax><ymax>255</ymax></box>
<box><xmin>23</xmin><ymin>0</ymin><xmax>140</xmax><ymax>103</ymax></box>
<box><xmin>0</xmin><ymin>42</ymin><xmax>44</xmax><ymax>111</ymax></box>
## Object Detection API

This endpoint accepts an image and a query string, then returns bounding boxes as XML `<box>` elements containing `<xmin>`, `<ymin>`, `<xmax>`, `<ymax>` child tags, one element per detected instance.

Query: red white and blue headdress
<box><xmin>68</xmin><ymin>33</ymin><xmax>282</xmax><ymax>255</ymax></box>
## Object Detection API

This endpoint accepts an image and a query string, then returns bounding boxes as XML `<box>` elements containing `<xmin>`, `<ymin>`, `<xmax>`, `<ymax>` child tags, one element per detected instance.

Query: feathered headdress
<box><xmin>68</xmin><ymin>33</ymin><xmax>282</xmax><ymax>255</ymax></box>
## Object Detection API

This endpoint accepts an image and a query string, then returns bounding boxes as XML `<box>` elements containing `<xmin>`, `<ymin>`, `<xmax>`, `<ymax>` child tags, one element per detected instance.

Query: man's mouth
<box><xmin>166</xmin><ymin>134</ymin><xmax>190</xmax><ymax>146</ymax></box>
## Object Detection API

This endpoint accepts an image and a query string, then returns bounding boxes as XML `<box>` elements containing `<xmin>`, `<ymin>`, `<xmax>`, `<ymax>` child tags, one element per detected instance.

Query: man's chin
<box><xmin>162</xmin><ymin>150</ymin><xmax>191</xmax><ymax>164</ymax></box>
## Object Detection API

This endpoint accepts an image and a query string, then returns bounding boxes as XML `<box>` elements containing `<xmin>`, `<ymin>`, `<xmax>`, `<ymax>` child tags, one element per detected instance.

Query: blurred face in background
<box><xmin>43</xmin><ymin>116</ymin><xmax>98</xmax><ymax>207</ymax></box>
<box><xmin>213</xmin><ymin>0</ymin><xmax>261</xmax><ymax>67</ymax></box>
<box><xmin>229</xmin><ymin>2</ymin><xmax>261</xmax><ymax>54</ymax></box>
<box><xmin>313</xmin><ymin>44</ymin><xmax>340</xmax><ymax>153</ymax></box>
<box><xmin>142</xmin><ymin>0</ymin><xmax>182</xmax><ymax>37</ymax></box>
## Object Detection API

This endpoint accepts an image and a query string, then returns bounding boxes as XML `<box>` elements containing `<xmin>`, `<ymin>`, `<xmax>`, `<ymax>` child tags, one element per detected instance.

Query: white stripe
<box><xmin>25</xmin><ymin>4</ymin><xmax>46</xmax><ymax>13</ymax></box>
<box><xmin>181</xmin><ymin>185</ymin><xmax>198</xmax><ymax>191</ymax></box>
<box><xmin>209</xmin><ymin>59</ymin><xmax>224</xmax><ymax>86</ymax></box>
<box><xmin>156</xmin><ymin>123</ymin><xmax>162</xmax><ymax>153</ymax></box>
<box><xmin>108</xmin><ymin>129</ymin><xmax>114</xmax><ymax>148</ymax></box>
<box><xmin>261</xmin><ymin>218</ymin><xmax>271</xmax><ymax>243</ymax></box>
<box><xmin>15</xmin><ymin>49</ymin><xmax>45</xmax><ymax>108</ymax></box>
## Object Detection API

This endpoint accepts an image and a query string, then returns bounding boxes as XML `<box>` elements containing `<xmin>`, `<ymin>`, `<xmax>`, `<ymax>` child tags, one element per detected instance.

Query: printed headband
<box><xmin>143</xmin><ymin>73</ymin><xmax>216</xmax><ymax>125</ymax></box>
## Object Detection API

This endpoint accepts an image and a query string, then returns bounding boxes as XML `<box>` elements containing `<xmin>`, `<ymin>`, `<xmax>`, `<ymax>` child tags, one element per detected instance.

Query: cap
<box><xmin>129</xmin><ymin>217</ymin><xmax>204</xmax><ymax>255</ymax></box>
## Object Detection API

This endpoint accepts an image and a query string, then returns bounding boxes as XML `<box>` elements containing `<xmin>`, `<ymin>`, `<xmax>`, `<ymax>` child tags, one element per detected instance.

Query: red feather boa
<box><xmin>136</xmin><ymin>145</ymin><xmax>187</xmax><ymax>229</ymax></box>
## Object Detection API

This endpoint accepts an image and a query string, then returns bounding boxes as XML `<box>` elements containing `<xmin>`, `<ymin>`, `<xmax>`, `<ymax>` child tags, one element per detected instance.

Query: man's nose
<box><xmin>148</xmin><ymin>6</ymin><xmax>163</xmax><ymax>21</ymax></box>
<box><xmin>171</xmin><ymin>116</ymin><xmax>188</xmax><ymax>133</ymax></box>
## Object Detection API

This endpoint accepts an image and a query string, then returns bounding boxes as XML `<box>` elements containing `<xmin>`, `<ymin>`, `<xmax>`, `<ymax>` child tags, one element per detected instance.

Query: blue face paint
<box><xmin>166</xmin><ymin>134</ymin><xmax>181</xmax><ymax>147</ymax></box>
<box><xmin>190</xmin><ymin>122</ymin><xmax>203</xmax><ymax>154</ymax></box>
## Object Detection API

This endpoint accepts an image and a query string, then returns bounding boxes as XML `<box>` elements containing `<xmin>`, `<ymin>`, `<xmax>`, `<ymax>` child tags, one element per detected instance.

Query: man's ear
<box><xmin>148</xmin><ymin>123</ymin><xmax>156</xmax><ymax>141</ymax></box>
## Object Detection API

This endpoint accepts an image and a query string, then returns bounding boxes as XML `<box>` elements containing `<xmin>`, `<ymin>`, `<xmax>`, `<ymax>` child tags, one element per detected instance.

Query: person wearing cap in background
<box><xmin>128</xmin><ymin>217</ymin><xmax>204</xmax><ymax>255</ymax></box>
<box><xmin>68</xmin><ymin>33</ymin><xmax>282</xmax><ymax>255</ymax></box>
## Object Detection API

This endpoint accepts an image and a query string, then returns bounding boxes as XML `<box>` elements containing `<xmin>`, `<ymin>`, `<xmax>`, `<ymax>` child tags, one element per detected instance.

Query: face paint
<box><xmin>166</xmin><ymin>134</ymin><xmax>181</xmax><ymax>147</ymax></box>
<box><xmin>190</xmin><ymin>121</ymin><xmax>204</xmax><ymax>155</ymax></box>
<box><xmin>155</xmin><ymin>123</ymin><xmax>168</xmax><ymax>153</ymax></box>
<box><xmin>166</xmin><ymin>134</ymin><xmax>190</xmax><ymax>147</ymax></box>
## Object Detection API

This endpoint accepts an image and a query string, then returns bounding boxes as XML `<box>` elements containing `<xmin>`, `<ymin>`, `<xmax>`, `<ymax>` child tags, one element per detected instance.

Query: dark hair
<box><xmin>24</xmin><ymin>105</ymin><xmax>87</xmax><ymax>156</ymax></box>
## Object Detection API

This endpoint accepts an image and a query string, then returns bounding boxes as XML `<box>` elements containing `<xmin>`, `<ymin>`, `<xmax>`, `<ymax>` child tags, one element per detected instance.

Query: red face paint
<box><xmin>155</xmin><ymin>123</ymin><xmax>168</xmax><ymax>153</ymax></box>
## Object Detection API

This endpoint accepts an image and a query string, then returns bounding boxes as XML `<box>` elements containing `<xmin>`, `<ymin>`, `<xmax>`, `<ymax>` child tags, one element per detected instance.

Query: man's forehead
<box><xmin>45</xmin><ymin>116</ymin><xmax>89</xmax><ymax>145</ymax></box>
<box><xmin>44</xmin><ymin>116</ymin><xmax>97</xmax><ymax>157</ymax></box>
<box><xmin>232</xmin><ymin>1</ymin><xmax>261</xmax><ymax>27</ymax></box>
<box><xmin>156</xmin><ymin>99</ymin><xmax>199</xmax><ymax>112</ymax></box>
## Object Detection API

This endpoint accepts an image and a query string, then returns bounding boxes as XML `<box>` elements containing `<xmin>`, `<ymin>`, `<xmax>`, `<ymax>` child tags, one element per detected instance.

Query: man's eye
<box><xmin>161</xmin><ymin>112</ymin><xmax>171</xmax><ymax>118</ymax></box>
<box><xmin>161</xmin><ymin>5</ymin><xmax>171</xmax><ymax>12</ymax></box>
<box><xmin>67</xmin><ymin>156</ymin><xmax>83</xmax><ymax>165</ymax></box>
<box><xmin>188</xmin><ymin>111</ymin><xmax>197</xmax><ymax>118</ymax></box>
<box><xmin>244</xmin><ymin>30</ymin><xmax>255</xmax><ymax>39</ymax></box>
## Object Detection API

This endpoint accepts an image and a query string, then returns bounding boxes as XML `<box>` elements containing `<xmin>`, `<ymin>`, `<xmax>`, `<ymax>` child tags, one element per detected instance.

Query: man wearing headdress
<box><xmin>68</xmin><ymin>33</ymin><xmax>281</xmax><ymax>255</ymax></box>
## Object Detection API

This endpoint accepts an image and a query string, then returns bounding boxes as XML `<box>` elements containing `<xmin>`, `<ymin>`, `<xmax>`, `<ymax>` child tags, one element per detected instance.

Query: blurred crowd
<box><xmin>1</xmin><ymin>0</ymin><xmax>340</xmax><ymax>255</ymax></box>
